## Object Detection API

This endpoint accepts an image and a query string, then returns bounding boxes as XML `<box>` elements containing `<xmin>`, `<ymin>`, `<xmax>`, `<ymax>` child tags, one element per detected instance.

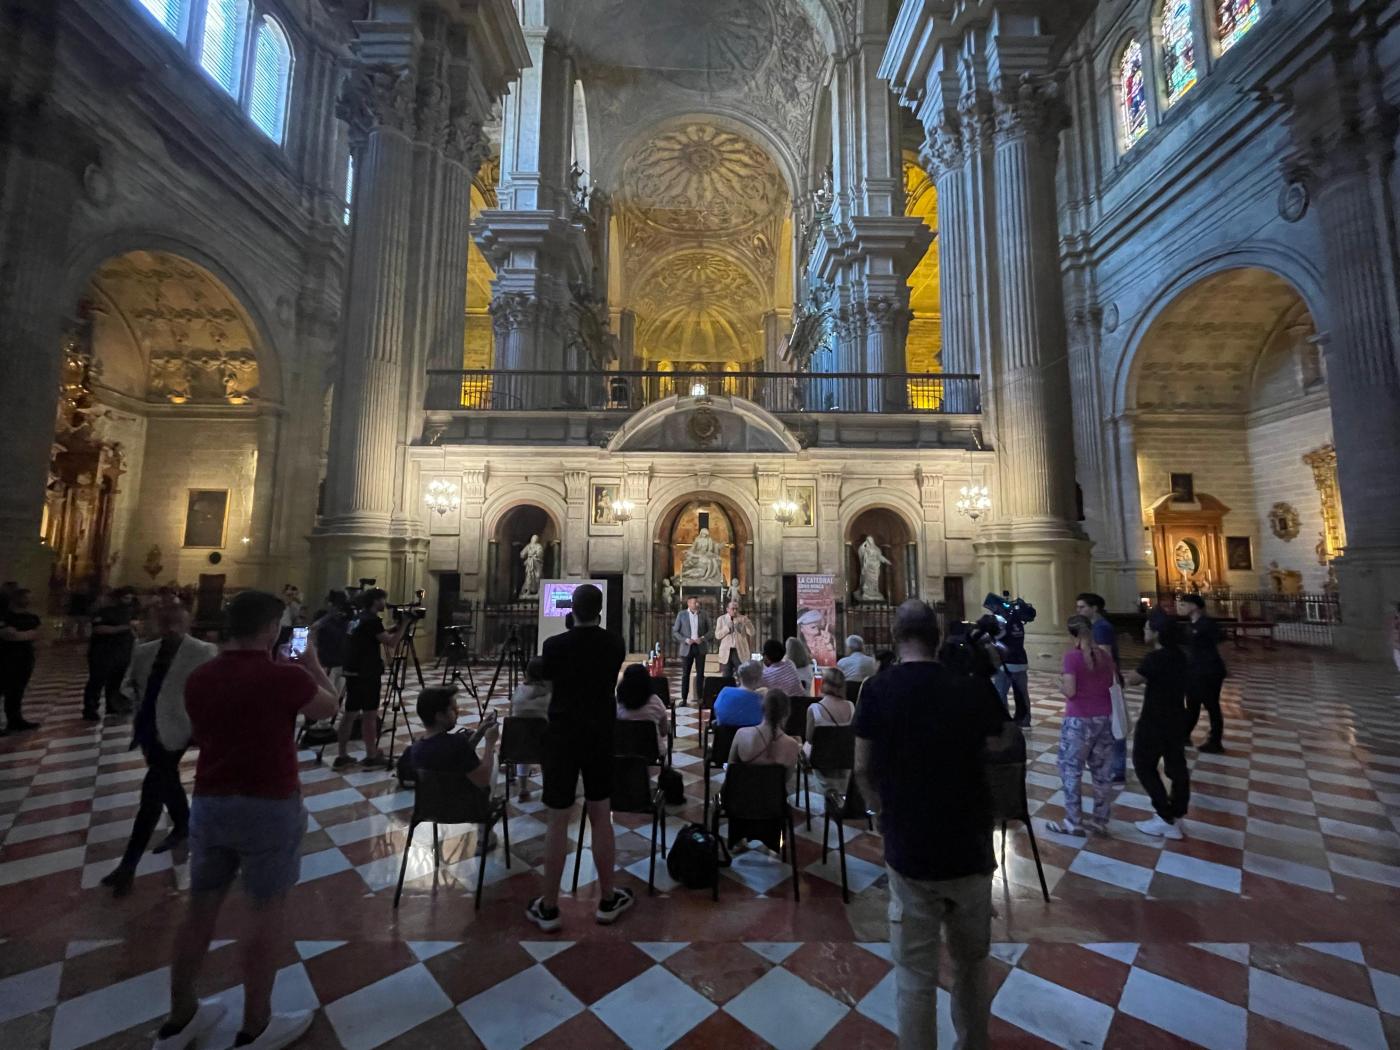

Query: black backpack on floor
<box><xmin>667</xmin><ymin>822</ymin><xmax>726</xmax><ymax>888</ymax></box>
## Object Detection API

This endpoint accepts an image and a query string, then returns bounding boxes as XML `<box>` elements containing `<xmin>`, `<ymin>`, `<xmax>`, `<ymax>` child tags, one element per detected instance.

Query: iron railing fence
<box><xmin>424</xmin><ymin>368</ymin><xmax>981</xmax><ymax>416</ymax></box>
<box><xmin>1154</xmin><ymin>590</ymin><xmax>1341</xmax><ymax>647</ymax></box>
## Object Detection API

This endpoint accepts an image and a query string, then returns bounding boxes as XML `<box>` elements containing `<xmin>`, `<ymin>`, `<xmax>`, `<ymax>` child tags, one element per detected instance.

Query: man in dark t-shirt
<box><xmin>84</xmin><ymin>587</ymin><xmax>138</xmax><ymax>720</ymax></box>
<box><xmin>339</xmin><ymin>589</ymin><xmax>406</xmax><ymax>770</ymax></box>
<box><xmin>1129</xmin><ymin>610</ymin><xmax>1191</xmax><ymax>840</ymax></box>
<box><xmin>527</xmin><ymin>584</ymin><xmax>633</xmax><ymax>933</ymax></box>
<box><xmin>0</xmin><ymin>588</ymin><xmax>42</xmax><ymax>732</ymax></box>
<box><xmin>1177</xmin><ymin>594</ymin><xmax>1228</xmax><ymax>752</ymax></box>
<box><xmin>855</xmin><ymin>600</ymin><xmax>1011</xmax><ymax>1050</ymax></box>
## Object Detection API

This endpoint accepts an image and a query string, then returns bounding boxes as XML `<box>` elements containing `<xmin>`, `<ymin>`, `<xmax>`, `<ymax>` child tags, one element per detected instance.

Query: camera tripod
<box><xmin>438</xmin><ymin>624</ymin><xmax>481</xmax><ymax>713</ymax></box>
<box><xmin>377</xmin><ymin>613</ymin><xmax>426</xmax><ymax>765</ymax></box>
<box><xmin>484</xmin><ymin>623</ymin><xmax>529</xmax><ymax>708</ymax></box>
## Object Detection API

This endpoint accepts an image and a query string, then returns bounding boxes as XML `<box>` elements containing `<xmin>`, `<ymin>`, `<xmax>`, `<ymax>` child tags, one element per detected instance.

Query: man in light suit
<box><xmin>714</xmin><ymin>599</ymin><xmax>756</xmax><ymax>682</ymax></box>
<box><xmin>101</xmin><ymin>602</ymin><xmax>218</xmax><ymax>896</ymax></box>
<box><xmin>671</xmin><ymin>595</ymin><xmax>712</xmax><ymax>706</ymax></box>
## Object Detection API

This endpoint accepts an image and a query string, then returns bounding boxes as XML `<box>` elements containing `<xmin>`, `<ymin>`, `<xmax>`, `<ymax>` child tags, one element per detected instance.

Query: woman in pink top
<box><xmin>1047</xmin><ymin>615</ymin><xmax>1118</xmax><ymax>836</ymax></box>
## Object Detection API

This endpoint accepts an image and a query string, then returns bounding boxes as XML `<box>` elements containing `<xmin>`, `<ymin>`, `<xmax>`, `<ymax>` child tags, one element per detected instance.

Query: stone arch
<box><xmin>837</xmin><ymin>487</ymin><xmax>924</xmax><ymax>544</ymax></box>
<box><xmin>846</xmin><ymin>505</ymin><xmax>917</xmax><ymax>605</ymax></box>
<box><xmin>482</xmin><ymin>496</ymin><xmax>564</xmax><ymax>602</ymax></box>
<box><xmin>61</xmin><ymin>230</ymin><xmax>285</xmax><ymax>404</ymax></box>
<box><xmin>1111</xmin><ymin>246</ymin><xmax>1330</xmax><ymax>418</ymax></box>
<box><xmin>482</xmin><ymin>488</ymin><xmax>567</xmax><ymax>543</ymax></box>
<box><xmin>649</xmin><ymin>486</ymin><xmax>757</xmax><ymax>598</ymax></box>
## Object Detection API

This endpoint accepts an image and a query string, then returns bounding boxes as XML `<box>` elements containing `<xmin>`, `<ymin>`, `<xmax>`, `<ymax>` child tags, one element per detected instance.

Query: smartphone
<box><xmin>289</xmin><ymin>626</ymin><xmax>309</xmax><ymax>659</ymax></box>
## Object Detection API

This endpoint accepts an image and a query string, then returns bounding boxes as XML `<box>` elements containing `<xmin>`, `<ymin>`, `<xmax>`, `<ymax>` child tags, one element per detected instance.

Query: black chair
<box><xmin>650</xmin><ymin>676</ymin><xmax>675</xmax><ymax>765</ymax></box>
<box><xmin>701</xmin><ymin>720</ymin><xmax>741</xmax><ymax>825</ymax></box>
<box><xmin>844</xmin><ymin>679</ymin><xmax>863</xmax><ymax>705</ymax></box>
<box><xmin>710</xmin><ymin>763</ymin><xmax>800</xmax><ymax>902</ymax></box>
<box><xmin>571</xmin><ymin>720</ymin><xmax>668</xmax><ymax>895</ymax></box>
<box><xmin>393</xmin><ymin>767</ymin><xmax>507</xmax><ymax>910</ymax></box>
<box><xmin>986</xmin><ymin>734</ymin><xmax>1050</xmax><ymax>903</ymax></box>
<box><xmin>799</xmin><ymin>726</ymin><xmax>857</xmax><ymax>902</ymax></box>
<box><xmin>784</xmin><ymin>698</ymin><xmax>813</xmax><ymax>742</ymax></box>
<box><xmin>499</xmin><ymin>716</ymin><xmax>549</xmax><ymax>798</ymax></box>
<box><xmin>700</xmin><ymin>677</ymin><xmax>725</xmax><ymax>710</ymax></box>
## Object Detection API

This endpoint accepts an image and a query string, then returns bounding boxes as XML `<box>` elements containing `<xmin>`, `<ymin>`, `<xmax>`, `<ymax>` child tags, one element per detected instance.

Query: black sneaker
<box><xmin>595</xmin><ymin>888</ymin><xmax>635</xmax><ymax>925</ymax></box>
<box><xmin>10</xmin><ymin>718</ymin><xmax>40</xmax><ymax>732</ymax></box>
<box><xmin>152</xmin><ymin>831</ymin><xmax>187</xmax><ymax>855</ymax></box>
<box><xmin>526</xmin><ymin>897</ymin><xmax>562</xmax><ymax>932</ymax></box>
<box><xmin>1198</xmin><ymin>740</ymin><xmax>1225</xmax><ymax>754</ymax></box>
<box><xmin>332</xmin><ymin>755</ymin><xmax>358</xmax><ymax>771</ymax></box>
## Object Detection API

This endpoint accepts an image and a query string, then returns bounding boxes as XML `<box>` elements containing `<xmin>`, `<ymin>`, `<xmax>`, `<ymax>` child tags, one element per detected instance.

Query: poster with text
<box><xmin>795</xmin><ymin>574</ymin><xmax>838</xmax><ymax>667</ymax></box>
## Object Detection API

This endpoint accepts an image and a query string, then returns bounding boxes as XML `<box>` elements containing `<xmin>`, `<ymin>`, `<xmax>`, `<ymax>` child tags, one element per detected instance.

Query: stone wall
<box><xmin>1246</xmin><ymin>407</ymin><xmax>1334</xmax><ymax>591</ymax></box>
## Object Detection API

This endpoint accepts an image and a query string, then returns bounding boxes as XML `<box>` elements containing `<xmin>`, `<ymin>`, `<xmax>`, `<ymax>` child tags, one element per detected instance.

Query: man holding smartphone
<box><xmin>401</xmin><ymin>685</ymin><xmax>499</xmax><ymax>798</ymax></box>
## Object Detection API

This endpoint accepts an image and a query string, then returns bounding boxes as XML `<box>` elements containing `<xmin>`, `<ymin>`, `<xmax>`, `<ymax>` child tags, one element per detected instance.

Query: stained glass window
<box><xmin>1119</xmin><ymin>39</ymin><xmax>1148</xmax><ymax>148</ymax></box>
<box><xmin>1217</xmin><ymin>0</ymin><xmax>1261</xmax><ymax>53</ymax></box>
<box><xmin>1161</xmin><ymin>0</ymin><xmax>1198</xmax><ymax>106</ymax></box>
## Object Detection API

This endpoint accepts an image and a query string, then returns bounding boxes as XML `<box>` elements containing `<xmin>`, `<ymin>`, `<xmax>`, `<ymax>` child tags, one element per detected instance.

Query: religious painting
<box><xmin>788</xmin><ymin>484</ymin><xmax>815</xmax><ymax>528</ymax></box>
<box><xmin>1226</xmin><ymin>536</ymin><xmax>1253</xmax><ymax>571</ymax></box>
<box><xmin>795</xmin><ymin>575</ymin><xmax>838</xmax><ymax>669</ymax></box>
<box><xmin>1173</xmin><ymin>538</ymin><xmax>1201</xmax><ymax>577</ymax></box>
<box><xmin>592</xmin><ymin>484</ymin><xmax>619</xmax><ymax>526</ymax></box>
<box><xmin>182</xmin><ymin>489</ymin><xmax>229</xmax><ymax>549</ymax></box>
<box><xmin>1169</xmin><ymin>473</ymin><xmax>1195</xmax><ymax>504</ymax></box>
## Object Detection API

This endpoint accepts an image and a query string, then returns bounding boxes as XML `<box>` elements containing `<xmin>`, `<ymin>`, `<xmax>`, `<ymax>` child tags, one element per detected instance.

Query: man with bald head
<box><xmin>854</xmin><ymin>599</ymin><xmax>1012</xmax><ymax>1050</ymax></box>
<box><xmin>102</xmin><ymin>603</ymin><xmax>218</xmax><ymax>896</ymax></box>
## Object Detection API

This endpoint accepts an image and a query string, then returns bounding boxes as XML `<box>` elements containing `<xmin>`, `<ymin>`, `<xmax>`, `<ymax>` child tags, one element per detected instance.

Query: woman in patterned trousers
<box><xmin>1047</xmin><ymin>616</ymin><xmax>1118</xmax><ymax>836</ymax></box>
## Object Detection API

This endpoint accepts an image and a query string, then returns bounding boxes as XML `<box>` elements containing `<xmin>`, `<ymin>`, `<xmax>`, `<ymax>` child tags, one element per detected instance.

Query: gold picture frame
<box><xmin>182</xmin><ymin>489</ymin><xmax>229</xmax><ymax>549</ymax></box>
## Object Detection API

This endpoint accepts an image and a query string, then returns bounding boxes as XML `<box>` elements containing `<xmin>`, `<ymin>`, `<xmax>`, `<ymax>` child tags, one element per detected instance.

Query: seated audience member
<box><xmin>759</xmin><ymin>638</ymin><xmax>802</xmax><ymax>695</ymax></box>
<box><xmin>874</xmin><ymin>649</ymin><xmax>896</xmax><ymax>676</ymax></box>
<box><xmin>837</xmin><ymin>635</ymin><xmax>878</xmax><ymax>683</ymax></box>
<box><xmin>508</xmin><ymin>657</ymin><xmax>551</xmax><ymax>801</ymax></box>
<box><xmin>787</xmin><ymin>635</ymin><xmax>814</xmax><ymax>695</ymax></box>
<box><xmin>616</xmin><ymin>663</ymin><xmax>670</xmax><ymax>752</ymax></box>
<box><xmin>804</xmin><ymin>666</ymin><xmax>856</xmax><ymax>796</ymax></box>
<box><xmin>730</xmin><ymin>689</ymin><xmax>803</xmax><ymax>791</ymax></box>
<box><xmin>403</xmin><ymin>686</ymin><xmax>499</xmax><ymax>794</ymax></box>
<box><xmin>713</xmin><ymin>660</ymin><xmax>765</xmax><ymax>727</ymax></box>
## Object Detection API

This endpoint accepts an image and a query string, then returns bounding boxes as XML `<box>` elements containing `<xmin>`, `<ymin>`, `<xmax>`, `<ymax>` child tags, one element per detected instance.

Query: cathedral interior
<box><xmin>2</xmin><ymin>1</ymin><xmax>1400</xmax><ymax>1047</ymax></box>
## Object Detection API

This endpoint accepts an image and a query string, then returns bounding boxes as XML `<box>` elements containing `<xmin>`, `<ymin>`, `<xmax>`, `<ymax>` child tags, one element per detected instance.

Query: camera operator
<box><xmin>983</xmin><ymin>593</ymin><xmax>1036</xmax><ymax>727</ymax></box>
<box><xmin>340</xmin><ymin>588</ymin><xmax>408</xmax><ymax>770</ymax></box>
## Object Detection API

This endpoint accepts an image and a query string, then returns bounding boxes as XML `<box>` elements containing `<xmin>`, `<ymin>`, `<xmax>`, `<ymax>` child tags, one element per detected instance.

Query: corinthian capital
<box><xmin>992</xmin><ymin>73</ymin><xmax>1069</xmax><ymax>145</ymax></box>
<box><xmin>489</xmin><ymin>292</ymin><xmax>542</xmax><ymax>335</ymax></box>
<box><xmin>862</xmin><ymin>296</ymin><xmax>913</xmax><ymax>330</ymax></box>
<box><xmin>957</xmin><ymin>89</ymin><xmax>996</xmax><ymax>154</ymax></box>
<box><xmin>921</xmin><ymin>122</ymin><xmax>965</xmax><ymax>181</ymax></box>
<box><xmin>337</xmin><ymin>64</ymin><xmax>416</xmax><ymax>147</ymax></box>
<box><xmin>445</xmin><ymin>114</ymin><xmax>493</xmax><ymax>173</ymax></box>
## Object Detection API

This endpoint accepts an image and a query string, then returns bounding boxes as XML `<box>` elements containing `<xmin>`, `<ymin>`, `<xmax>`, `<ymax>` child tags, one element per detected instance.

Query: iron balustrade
<box><xmin>424</xmin><ymin>368</ymin><xmax>981</xmax><ymax>415</ymax></box>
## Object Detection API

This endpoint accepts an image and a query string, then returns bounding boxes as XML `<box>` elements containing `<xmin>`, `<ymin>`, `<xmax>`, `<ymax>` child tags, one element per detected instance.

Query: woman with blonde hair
<box><xmin>803</xmin><ymin>667</ymin><xmax>855</xmax><ymax>796</ymax></box>
<box><xmin>786</xmin><ymin>635</ymin><xmax>814</xmax><ymax>695</ymax></box>
<box><xmin>1047</xmin><ymin>614</ymin><xmax>1117</xmax><ymax>836</ymax></box>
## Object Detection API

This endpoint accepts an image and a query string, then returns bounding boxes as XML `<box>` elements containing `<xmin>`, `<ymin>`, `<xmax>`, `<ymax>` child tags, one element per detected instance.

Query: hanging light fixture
<box><xmin>424</xmin><ymin>478</ymin><xmax>460</xmax><ymax>516</ymax></box>
<box><xmin>773</xmin><ymin>497</ymin><xmax>800</xmax><ymax>526</ymax></box>
<box><xmin>955</xmin><ymin>484</ymin><xmax>991</xmax><ymax>522</ymax></box>
<box><xmin>610</xmin><ymin>497</ymin><xmax>635</xmax><ymax>523</ymax></box>
<box><xmin>689</xmin><ymin>381</ymin><xmax>707</xmax><ymax>398</ymax></box>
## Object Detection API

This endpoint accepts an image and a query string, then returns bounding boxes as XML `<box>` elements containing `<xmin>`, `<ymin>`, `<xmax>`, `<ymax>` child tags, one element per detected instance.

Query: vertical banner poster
<box><xmin>795</xmin><ymin>574</ymin><xmax>838</xmax><ymax>667</ymax></box>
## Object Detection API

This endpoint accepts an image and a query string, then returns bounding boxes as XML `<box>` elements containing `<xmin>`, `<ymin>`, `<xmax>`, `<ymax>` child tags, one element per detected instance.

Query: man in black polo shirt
<box><xmin>1177</xmin><ymin>594</ymin><xmax>1228</xmax><ymax>753</ymax></box>
<box><xmin>1129</xmin><ymin>610</ymin><xmax>1191</xmax><ymax>839</ymax></box>
<box><xmin>84</xmin><ymin>587</ymin><xmax>139</xmax><ymax>721</ymax></box>
<box><xmin>527</xmin><ymin>584</ymin><xmax>632</xmax><ymax>932</ymax></box>
<box><xmin>855</xmin><ymin>600</ymin><xmax>1011</xmax><ymax>1050</ymax></box>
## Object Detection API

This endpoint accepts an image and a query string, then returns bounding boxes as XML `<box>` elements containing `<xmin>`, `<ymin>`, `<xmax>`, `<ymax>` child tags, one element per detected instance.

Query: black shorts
<box><xmin>541</xmin><ymin>725</ymin><xmax>611</xmax><ymax>810</ymax></box>
<box><xmin>343</xmin><ymin>673</ymin><xmax>382</xmax><ymax>713</ymax></box>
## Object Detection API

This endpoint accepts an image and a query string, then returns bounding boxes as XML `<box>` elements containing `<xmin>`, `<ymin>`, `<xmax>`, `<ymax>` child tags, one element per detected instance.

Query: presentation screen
<box><xmin>535</xmin><ymin>579</ymin><xmax>609</xmax><ymax>652</ymax></box>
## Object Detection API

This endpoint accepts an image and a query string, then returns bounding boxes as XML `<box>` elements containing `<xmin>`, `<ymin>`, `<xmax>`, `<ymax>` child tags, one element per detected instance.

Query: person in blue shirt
<box><xmin>713</xmin><ymin>660</ymin><xmax>764</xmax><ymax>727</ymax></box>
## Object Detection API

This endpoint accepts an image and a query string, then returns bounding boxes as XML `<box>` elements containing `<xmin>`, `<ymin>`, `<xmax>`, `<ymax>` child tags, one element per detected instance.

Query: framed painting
<box><xmin>592</xmin><ymin>483</ymin><xmax>619</xmax><ymax>526</ymax></box>
<box><xmin>1169</xmin><ymin>473</ymin><xmax>1195</xmax><ymax>503</ymax></box>
<box><xmin>788</xmin><ymin>484</ymin><xmax>815</xmax><ymax>528</ymax></box>
<box><xmin>183</xmin><ymin>489</ymin><xmax>229</xmax><ymax>549</ymax></box>
<box><xmin>1226</xmin><ymin>535</ymin><xmax>1253</xmax><ymax>571</ymax></box>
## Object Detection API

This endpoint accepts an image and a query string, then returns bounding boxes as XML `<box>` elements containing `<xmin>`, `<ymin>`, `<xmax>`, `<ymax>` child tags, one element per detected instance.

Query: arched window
<box><xmin>199</xmin><ymin>0</ymin><xmax>250</xmax><ymax>98</ymax></box>
<box><xmin>1119</xmin><ymin>39</ymin><xmax>1149</xmax><ymax>148</ymax></box>
<box><xmin>1216</xmin><ymin>0</ymin><xmax>1261</xmax><ymax>53</ymax></box>
<box><xmin>126</xmin><ymin>0</ymin><xmax>293</xmax><ymax>146</ymax></box>
<box><xmin>248</xmin><ymin>14</ymin><xmax>294</xmax><ymax>142</ymax></box>
<box><xmin>1160</xmin><ymin>0</ymin><xmax>1198</xmax><ymax>106</ymax></box>
<box><xmin>342</xmin><ymin>152</ymin><xmax>355</xmax><ymax>226</ymax></box>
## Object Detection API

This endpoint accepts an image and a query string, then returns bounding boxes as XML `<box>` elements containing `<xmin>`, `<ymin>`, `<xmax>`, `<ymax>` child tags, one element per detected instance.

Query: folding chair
<box><xmin>710</xmin><ymin>763</ymin><xmax>800</xmax><ymax>903</ymax></box>
<box><xmin>784</xmin><ymin>698</ymin><xmax>813</xmax><ymax>742</ymax></box>
<box><xmin>986</xmin><ymin>732</ymin><xmax>1050</xmax><ymax>903</ymax></box>
<box><xmin>572</xmin><ymin>720</ymin><xmax>667</xmax><ymax>895</ymax></box>
<box><xmin>800</xmin><ymin>726</ymin><xmax>856</xmax><ymax>902</ymax></box>
<box><xmin>393</xmin><ymin>767</ymin><xmax>508</xmax><ymax>911</ymax></box>
<box><xmin>701</xmin><ymin>720</ymin><xmax>740</xmax><ymax>825</ymax></box>
<box><xmin>499</xmin><ymin>716</ymin><xmax>548</xmax><ymax>798</ymax></box>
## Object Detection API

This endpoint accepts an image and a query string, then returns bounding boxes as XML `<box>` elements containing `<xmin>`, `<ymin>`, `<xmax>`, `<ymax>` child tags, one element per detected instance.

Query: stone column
<box><xmin>1106</xmin><ymin>414</ymin><xmax>1157</xmax><ymax>608</ymax></box>
<box><xmin>1282</xmin><ymin>65</ymin><xmax>1400</xmax><ymax>655</ymax></box>
<box><xmin>923</xmin><ymin>125</ymin><xmax>976</xmax><ymax>411</ymax></box>
<box><xmin>0</xmin><ymin>1</ymin><xmax>95</xmax><ymax>591</ymax></box>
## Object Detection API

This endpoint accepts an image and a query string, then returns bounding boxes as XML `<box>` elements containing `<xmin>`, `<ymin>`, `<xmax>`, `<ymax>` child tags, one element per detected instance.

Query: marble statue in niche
<box><xmin>520</xmin><ymin>534</ymin><xmax>544</xmax><ymax>598</ymax></box>
<box><xmin>681</xmin><ymin>527</ymin><xmax>724</xmax><ymax>584</ymax></box>
<box><xmin>855</xmin><ymin>535</ymin><xmax>892</xmax><ymax>604</ymax></box>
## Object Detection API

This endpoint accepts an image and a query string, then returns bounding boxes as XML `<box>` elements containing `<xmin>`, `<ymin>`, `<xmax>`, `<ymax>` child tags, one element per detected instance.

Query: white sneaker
<box><xmin>1135</xmin><ymin>815</ymin><xmax>1184</xmax><ymax>840</ymax></box>
<box><xmin>153</xmin><ymin>1000</ymin><xmax>227</xmax><ymax>1050</ymax></box>
<box><xmin>239</xmin><ymin>1012</ymin><xmax>315</xmax><ymax>1050</ymax></box>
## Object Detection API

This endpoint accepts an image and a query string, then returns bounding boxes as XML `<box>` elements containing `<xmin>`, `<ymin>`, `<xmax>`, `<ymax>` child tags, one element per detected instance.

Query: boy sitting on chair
<box><xmin>399</xmin><ymin>686</ymin><xmax>499</xmax><ymax>798</ymax></box>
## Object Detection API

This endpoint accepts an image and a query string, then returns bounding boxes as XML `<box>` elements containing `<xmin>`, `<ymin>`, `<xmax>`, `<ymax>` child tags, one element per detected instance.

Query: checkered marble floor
<box><xmin>3</xmin><ymin>642</ymin><xmax>1400</xmax><ymax>1048</ymax></box>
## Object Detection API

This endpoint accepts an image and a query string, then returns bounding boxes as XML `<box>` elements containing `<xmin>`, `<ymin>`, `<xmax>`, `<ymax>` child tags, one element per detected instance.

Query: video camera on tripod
<box><xmin>983</xmin><ymin>591</ymin><xmax>1037</xmax><ymax>626</ymax></box>
<box><xmin>388</xmin><ymin>589</ymin><xmax>427</xmax><ymax>624</ymax></box>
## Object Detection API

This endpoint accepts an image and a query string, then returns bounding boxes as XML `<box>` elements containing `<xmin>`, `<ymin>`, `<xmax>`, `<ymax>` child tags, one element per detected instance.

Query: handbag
<box><xmin>1109</xmin><ymin>681</ymin><xmax>1129</xmax><ymax>741</ymax></box>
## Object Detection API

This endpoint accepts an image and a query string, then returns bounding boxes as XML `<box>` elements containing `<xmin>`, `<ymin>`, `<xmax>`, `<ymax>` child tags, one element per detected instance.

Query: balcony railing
<box><xmin>424</xmin><ymin>368</ymin><xmax>981</xmax><ymax>415</ymax></box>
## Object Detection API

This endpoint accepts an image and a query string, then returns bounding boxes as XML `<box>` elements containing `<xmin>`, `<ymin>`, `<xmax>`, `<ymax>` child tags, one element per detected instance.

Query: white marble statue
<box><xmin>520</xmin><ymin>534</ymin><xmax>544</xmax><ymax>598</ymax></box>
<box><xmin>680</xmin><ymin>527</ymin><xmax>724</xmax><ymax>584</ymax></box>
<box><xmin>855</xmin><ymin>535</ymin><xmax>892</xmax><ymax>604</ymax></box>
<box><xmin>660</xmin><ymin>576</ymin><xmax>675</xmax><ymax>610</ymax></box>
<box><xmin>724</xmin><ymin>576</ymin><xmax>742</xmax><ymax>606</ymax></box>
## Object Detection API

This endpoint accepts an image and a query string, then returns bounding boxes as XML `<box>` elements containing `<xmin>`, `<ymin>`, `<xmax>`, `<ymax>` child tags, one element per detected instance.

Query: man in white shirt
<box><xmin>837</xmin><ymin>634</ymin><xmax>879</xmax><ymax>685</ymax></box>
<box><xmin>671</xmin><ymin>596</ymin><xmax>711</xmax><ymax>706</ymax></box>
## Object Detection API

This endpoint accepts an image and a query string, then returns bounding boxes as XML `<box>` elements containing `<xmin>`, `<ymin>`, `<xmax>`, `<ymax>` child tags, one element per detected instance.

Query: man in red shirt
<box><xmin>154</xmin><ymin>591</ymin><xmax>338</xmax><ymax>1050</ymax></box>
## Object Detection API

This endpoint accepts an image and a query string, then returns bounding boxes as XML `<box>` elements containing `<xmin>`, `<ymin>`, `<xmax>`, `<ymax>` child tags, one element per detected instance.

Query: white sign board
<box><xmin>535</xmin><ymin>579</ymin><xmax>610</xmax><ymax>653</ymax></box>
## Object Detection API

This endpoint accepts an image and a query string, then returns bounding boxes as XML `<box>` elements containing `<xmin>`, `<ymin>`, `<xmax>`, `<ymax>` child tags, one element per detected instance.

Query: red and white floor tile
<box><xmin>3</xmin><ymin>642</ymin><xmax>1400</xmax><ymax>1048</ymax></box>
